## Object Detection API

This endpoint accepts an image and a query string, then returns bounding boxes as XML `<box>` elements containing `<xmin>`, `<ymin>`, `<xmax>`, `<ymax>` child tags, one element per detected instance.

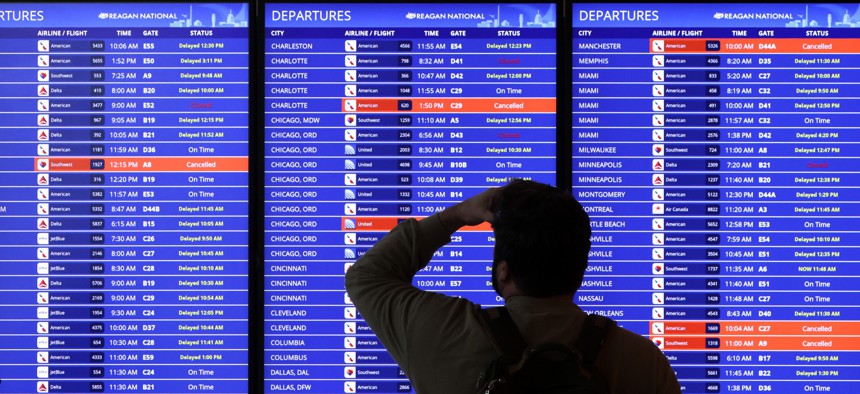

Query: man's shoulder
<box><xmin>599</xmin><ymin>322</ymin><xmax>681</xmax><ymax>393</ymax></box>
<box><xmin>597</xmin><ymin>320</ymin><xmax>673</xmax><ymax>378</ymax></box>
<box><xmin>605</xmin><ymin>322</ymin><xmax>663</xmax><ymax>356</ymax></box>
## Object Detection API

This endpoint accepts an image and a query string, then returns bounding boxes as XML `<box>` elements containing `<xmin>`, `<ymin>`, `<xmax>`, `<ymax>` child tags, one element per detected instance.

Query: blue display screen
<box><xmin>0</xmin><ymin>3</ymin><xmax>249</xmax><ymax>393</ymax></box>
<box><xmin>573</xmin><ymin>3</ymin><xmax>860</xmax><ymax>393</ymax></box>
<box><xmin>263</xmin><ymin>3</ymin><xmax>556</xmax><ymax>392</ymax></box>
<box><xmin>8</xmin><ymin>1</ymin><xmax>859</xmax><ymax>393</ymax></box>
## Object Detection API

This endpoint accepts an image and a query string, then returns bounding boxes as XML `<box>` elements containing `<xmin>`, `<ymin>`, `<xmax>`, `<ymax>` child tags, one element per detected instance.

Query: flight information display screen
<box><xmin>0</xmin><ymin>3</ymin><xmax>249</xmax><ymax>393</ymax></box>
<box><xmin>572</xmin><ymin>3</ymin><xmax>859</xmax><ymax>393</ymax></box>
<box><xmin>264</xmin><ymin>2</ymin><xmax>556</xmax><ymax>392</ymax></box>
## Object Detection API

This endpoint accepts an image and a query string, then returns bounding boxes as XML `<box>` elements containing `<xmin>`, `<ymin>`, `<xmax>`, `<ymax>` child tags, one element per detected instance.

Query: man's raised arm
<box><xmin>343</xmin><ymin>188</ymin><xmax>496</xmax><ymax>372</ymax></box>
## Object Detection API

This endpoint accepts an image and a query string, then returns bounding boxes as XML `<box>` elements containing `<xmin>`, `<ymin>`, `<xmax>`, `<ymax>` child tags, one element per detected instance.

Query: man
<box><xmin>345</xmin><ymin>180</ymin><xmax>680</xmax><ymax>393</ymax></box>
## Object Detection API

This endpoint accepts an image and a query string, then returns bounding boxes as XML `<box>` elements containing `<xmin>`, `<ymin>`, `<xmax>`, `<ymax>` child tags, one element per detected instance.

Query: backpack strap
<box><xmin>479</xmin><ymin>307</ymin><xmax>616</xmax><ymax>360</ymax></box>
<box><xmin>477</xmin><ymin>306</ymin><xmax>527</xmax><ymax>357</ymax></box>
<box><xmin>574</xmin><ymin>314</ymin><xmax>616</xmax><ymax>381</ymax></box>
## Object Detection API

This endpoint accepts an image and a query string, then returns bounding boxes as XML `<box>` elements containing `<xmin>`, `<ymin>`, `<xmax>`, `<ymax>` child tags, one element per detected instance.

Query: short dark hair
<box><xmin>491</xmin><ymin>180</ymin><xmax>592</xmax><ymax>297</ymax></box>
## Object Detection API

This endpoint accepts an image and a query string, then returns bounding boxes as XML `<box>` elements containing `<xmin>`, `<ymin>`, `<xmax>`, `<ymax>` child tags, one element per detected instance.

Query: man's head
<box><xmin>490</xmin><ymin>180</ymin><xmax>592</xmax><ymax>298</ymax></box>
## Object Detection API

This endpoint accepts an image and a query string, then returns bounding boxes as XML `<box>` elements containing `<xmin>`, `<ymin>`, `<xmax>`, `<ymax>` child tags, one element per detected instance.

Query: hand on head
<box><xmin>439</xmin><ymin>187</ymin><xmax>499</xmax><ymax>232</ymax></box>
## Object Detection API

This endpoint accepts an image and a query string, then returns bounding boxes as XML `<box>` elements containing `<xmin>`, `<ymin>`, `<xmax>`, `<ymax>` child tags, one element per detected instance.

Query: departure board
<box><xmin>0</xmin><ymin>3</ymin><xmax>249</xmax><ymax>393</ymax></box>
<box><xmin>264</xmin><ymin>3</ymin><xmax>556</xmax><ymax>392</ymax></box>
<box><xmin>573</xmin><ymin>3</ymin><xmax>860</xmax><ymax>393</ymax></box>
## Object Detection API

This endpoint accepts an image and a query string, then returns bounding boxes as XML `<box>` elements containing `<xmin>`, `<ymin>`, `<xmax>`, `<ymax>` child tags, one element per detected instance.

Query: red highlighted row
<box><xmin>650</xmin><ymin>321</ymin><xmax>859</xmax><ymax>336</ymax></box>
<box><xmin>650</xmin><ymin>38</ymin><xmax>860</xmax><ymax>53</ymax></box>
<box><xmin>342</xmin><ymin>216</ymin><xmax>492</xmax><ymax>231</ymax></box>
<box><xmin>342</xmin><ymin>98</ymin><xmax>556</xmax><ymax>113</ymax></box>
<box><xmin>34</xmin><ymin>157</ymin><xmax>248</xmax><ymax>172</ymax></box>
<box><xmin>649</xmin><ymin>336</ymin><xmax>859</xmax><ymax>351</ymax></box>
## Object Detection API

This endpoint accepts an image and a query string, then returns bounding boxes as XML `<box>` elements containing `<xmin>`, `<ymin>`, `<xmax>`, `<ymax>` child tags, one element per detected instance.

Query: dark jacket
<box><xmin>346</xmin><ymin>215</ymin><xmax>681</xmax><ymax>394</ymax></box>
